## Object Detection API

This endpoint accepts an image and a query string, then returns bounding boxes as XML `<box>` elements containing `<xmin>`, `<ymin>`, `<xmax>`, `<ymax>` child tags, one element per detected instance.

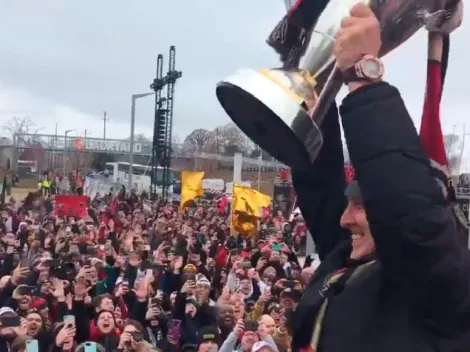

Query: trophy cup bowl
<box><xmin>216</xmin><ymin>0</ymin><xmax>456</xmax><ymax>170</ymax></box>
<box><xmin>216</xmin><ymin>68</ymin><xmax>324</xmax><ymax>170</ymax></box>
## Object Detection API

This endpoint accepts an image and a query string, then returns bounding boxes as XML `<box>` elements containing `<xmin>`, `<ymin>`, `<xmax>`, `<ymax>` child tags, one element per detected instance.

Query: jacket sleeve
<box><xmin>247</xmin><ymin>300</ymin><xmax>265</xmax><ymax>321</ymax></box>
<box><xmin>218</xmin><ymin>331</ymin><xmax>238</xmax><ymax>352</ymax></box>
<box><xmin>55</xmin><ymin>301</ymin><xmax>68</xmax><ymax>323</ymax></box>
<box><xmin>291</xmin><ymin>104</ymin><xmax>350</xmax><ymax>260</ymax></box>
<box><xmin>0</xmin><ymin>280</ymin><xmax>16</xmax><ymax>307</ymax></box>
<box><xmin>172</xmin><ymin>293</ymin><xmax>186</xmax><ymax>321</ymax></box>
<box><xmin>340</xmin><ymin>82</ymin><xmax>470</xmax><ymax>333</ymax></box>
<box><xmin>129</xmin><ymin>300</ymin><xmax>147</xmax><ymax>322</ymax></box>
<box><xmin>160</xmin><ymin>271</ymin><xmax>183</xmax><ymax>295</ymax></box>
<box><xmin>73</xmin><ymin>300</ymin><xmax>90</xmax><ymax>342</ymax></box>
<box><xmin>103</xmin><ymin>266</ymin><xmax>120</xmax><ymax>294</ymax></box>
<box><xmin>196</xmin><ymin>303</ymin><xmax>217</xmax><ymax>327</ymax></box>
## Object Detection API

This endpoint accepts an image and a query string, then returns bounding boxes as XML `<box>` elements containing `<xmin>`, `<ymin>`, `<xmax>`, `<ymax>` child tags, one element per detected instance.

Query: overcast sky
<box><xmin>0</xmin><ymin>1</ymin><xmax>468</xmax><ymax>163</ymax></box>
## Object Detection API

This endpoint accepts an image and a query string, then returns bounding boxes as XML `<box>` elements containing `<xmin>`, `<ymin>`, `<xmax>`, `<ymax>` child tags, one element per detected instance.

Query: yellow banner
<box><xmin>232</xmin><ymin>184</ymin><xmax>271</xmax><ymax>218</ymax></box>
<box><xmin>230</xmin><ymin>184</ymin><xmax>271</xmax><ymax>237</ymax></box>
<box><xmin>232</xmin><ymin>212</ymin><xmax>258</xmax><ymax>238</ymax></box>
<box><xmin>180</xmin><ymin>171</ymin><xmax>204</xmax><ymax>209</ymax></box>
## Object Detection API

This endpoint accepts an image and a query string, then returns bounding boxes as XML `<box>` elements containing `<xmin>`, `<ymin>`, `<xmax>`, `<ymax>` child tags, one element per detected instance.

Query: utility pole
<box><xmin>53</xmin><ymin>123</ymin><xmax>58</xmax><ymax>169</ymax></box>
<box><xmin>103</xmin><ymin>111</ymin><xmax>108</xmax><ymax>139</ymax></box>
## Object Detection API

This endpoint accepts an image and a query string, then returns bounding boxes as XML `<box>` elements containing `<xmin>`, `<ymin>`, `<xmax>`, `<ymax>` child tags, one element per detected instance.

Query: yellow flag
<box><xmin>231</xmin><ymin>184</ymin><xmax>271</xmax><ymax>238</ymax></box>
<box><xmin>180</xmin><ymin>171</ymin><xmax>204</xmax><ymax>209</ymax></box>
<box><xmin>232</xmin><ymin>212</ymin><xmax>258</xmax><ymax>238</ymax></box>
<box><xmin>232</xmin><ymin>184</ymin><xmax>271</xmax><ymax>218</ymax></box>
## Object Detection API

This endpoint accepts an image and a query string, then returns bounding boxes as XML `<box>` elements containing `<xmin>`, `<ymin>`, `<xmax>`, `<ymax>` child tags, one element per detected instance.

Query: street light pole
<box><xmin>129</xmin><ymin>92</ymin><xmax>155</xmax><ymax>191</ymax></box>
<box><xmin>63</xmin><ymin>129</ymin><xmax>75</xmax><ymax>174</ymax></box>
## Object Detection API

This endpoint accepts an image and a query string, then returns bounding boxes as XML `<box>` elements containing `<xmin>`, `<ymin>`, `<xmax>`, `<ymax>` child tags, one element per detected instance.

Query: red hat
<box><xmin>31</xmin><ymin>297</ymin><xmax>47</xmax><ymax>310</ymax></box>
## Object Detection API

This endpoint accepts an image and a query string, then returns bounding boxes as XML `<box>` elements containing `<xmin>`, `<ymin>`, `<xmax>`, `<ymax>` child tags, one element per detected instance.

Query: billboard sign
<box><xmin>83</xmin><ymin>139</ymin><xmax>145</xmax><ymax>153</ymax></box>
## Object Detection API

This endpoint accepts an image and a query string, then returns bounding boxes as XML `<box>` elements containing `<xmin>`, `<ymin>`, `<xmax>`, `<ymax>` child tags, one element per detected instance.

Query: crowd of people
<box><xmin>1</xmin><ymin>1</ymin><xmax>468</xmax><ymax>352</ymax></box>
<box><xmin>0</xmin><ymin>182</ymin><xmax>312</xmax><ymax>352</ymax></box>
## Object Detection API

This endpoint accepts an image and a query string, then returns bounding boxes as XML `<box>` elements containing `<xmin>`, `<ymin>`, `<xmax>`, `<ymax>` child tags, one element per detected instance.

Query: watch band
<box><xmin>342</xmin><ymin>65</ymin><xmax>367</xmax><ymax>84</ymax></box>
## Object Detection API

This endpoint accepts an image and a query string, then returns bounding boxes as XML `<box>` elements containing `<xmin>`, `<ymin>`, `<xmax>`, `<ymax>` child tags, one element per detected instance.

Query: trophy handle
<box><xmin>310</xmin><ymin>62</ymin><xmax>344</xmax><ymax>127</ymax></box>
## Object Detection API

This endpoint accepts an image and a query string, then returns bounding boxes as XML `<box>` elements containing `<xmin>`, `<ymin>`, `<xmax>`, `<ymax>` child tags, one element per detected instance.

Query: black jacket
<box><xmin>291</xmin><ymin>83</ymin><xmax>470</xmax><ymax>352</ymax></box>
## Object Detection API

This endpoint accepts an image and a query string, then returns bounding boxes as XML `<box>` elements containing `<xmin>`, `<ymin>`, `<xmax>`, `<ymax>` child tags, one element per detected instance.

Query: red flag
<box><xmin>419</xmin><ymin>59</ymin><xmax>447</xmax><ymax>168</ymax></box>
<box><xmin>54</xmin><ymin>195</ymin><xmax>88</xmax><ymax>219</ymax></box>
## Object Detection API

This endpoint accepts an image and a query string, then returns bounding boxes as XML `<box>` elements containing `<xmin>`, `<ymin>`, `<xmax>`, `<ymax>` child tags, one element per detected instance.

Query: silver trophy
<box><xmin>216</xmin><ymin>0</ymin><xmax>458</xmax><ymax>169</ymax></box>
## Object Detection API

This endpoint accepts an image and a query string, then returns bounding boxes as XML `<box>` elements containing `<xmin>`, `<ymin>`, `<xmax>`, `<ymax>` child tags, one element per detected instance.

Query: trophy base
<box><xmin>216</xmin><ymin>68</ymin><xmax>322</xmax><ymax>170</ymax></box>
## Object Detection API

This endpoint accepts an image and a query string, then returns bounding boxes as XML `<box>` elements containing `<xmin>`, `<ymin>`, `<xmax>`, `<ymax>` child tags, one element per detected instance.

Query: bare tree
<box><xmin>182</xmin><ymin>129</ymin><xmax>216</xmax><ymax>153</ymax></box>
<box><xmin>213</xmin><ymin>123</ymin><xmax>253</xmax><ymax>155</ymax></box>
<box><xmin>2</xmin><ymin>116</ymin><xmax>42</xmax><ymax>147</ymax></box>
<box><xmin>249</xmin><ymin>147</ymin><xmax>262</xmax><ymax>158</ymax></box>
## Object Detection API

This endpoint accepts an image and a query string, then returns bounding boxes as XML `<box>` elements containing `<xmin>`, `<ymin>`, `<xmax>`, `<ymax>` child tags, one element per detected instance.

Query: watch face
<box><xmin>362</xmin><ymin>58</ymin><xmax>383</xmax><ymax>79</ymax></box>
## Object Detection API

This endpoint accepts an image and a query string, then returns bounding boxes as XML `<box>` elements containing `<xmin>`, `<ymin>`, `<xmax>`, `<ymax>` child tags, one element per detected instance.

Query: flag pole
<box><xmin>257</xmin><ymin>152</ymin><xmax>262</xmax><ymax>191</ymax></box>
<box><xmin>230</xmin><ymin>187</ymin><xmax>235</xmax><ymax>236</ymax></box>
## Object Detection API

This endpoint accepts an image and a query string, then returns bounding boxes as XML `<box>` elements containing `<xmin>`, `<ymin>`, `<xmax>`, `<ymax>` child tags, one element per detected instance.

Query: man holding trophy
<box><xmin>216</xmin><ymin>0</ymin><xmax>467</xmax><ymax>351</ymax></box>
<box><xmin>290</xmin><ymin>3</ymin><xmax>469</xmax><ymax>352</ymax></box>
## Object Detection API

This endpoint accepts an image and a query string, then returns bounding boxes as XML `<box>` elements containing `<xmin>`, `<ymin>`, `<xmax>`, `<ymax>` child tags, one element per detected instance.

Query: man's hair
<box><xmin>92</xmin><ymin>293</ymin><xmax>113</xmax><ymax>310</ymax></box>
<box><xmin>125</xmin><ymin>318</ymin><xmax>144</xmax><ymax>332</ymax></box>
